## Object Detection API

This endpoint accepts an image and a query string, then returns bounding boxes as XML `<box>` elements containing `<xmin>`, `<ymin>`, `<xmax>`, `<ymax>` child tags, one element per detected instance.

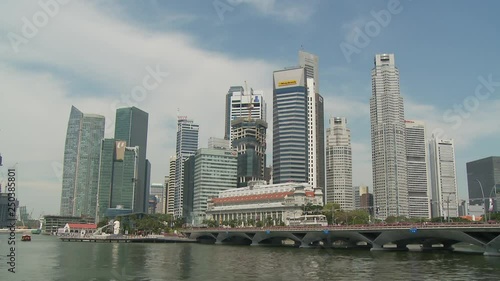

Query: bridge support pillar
<box><xmin>396</xmin><ymin>243</ymin><xmax>409</xmax><ymax>251</ymax></box>
<box><xmin>484</xmin><ymin>246</ymin><xmax>500</xmax><ymax>256</ymax></box>
<box><xmin>322</xmin><ymin>239</ymin><xmax>333</xmax><ymax>248</ymax></box>
<box><xmin>370</xmin><ymin>243</ymin><xmax>384</xmax><ymax>251</ymax></box>
<box><xmin>299</xmin><ymin>242</ymin><xmax>313</xmax><ymax>248</ymax></box>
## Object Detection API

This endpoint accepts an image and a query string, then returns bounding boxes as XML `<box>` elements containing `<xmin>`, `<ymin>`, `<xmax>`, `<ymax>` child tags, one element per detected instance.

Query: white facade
<box><xmin>300</xmin><ymin>51</ymin><xmax>325</xmax><ymax>192</ymax></box>
<box><xmin>174</xmin><ymin>117</ymin><xmax>199</xmax><ymax>217</ymax></box>
<box><xmin>429</xmin><ymin>137</ymin><xmax>459</xmax><ymax>219</ymax></box>
<box><xmin>166</xmin><ymin>156</ymin><xmax>176</xmax><ymax>215</ymax></box>
<box><xmin>227</xmin><ymin>89</ymin><xmax>266</xmax><ymax>139</ymax></box>
<box><xmin>192</xmin><ymin>148</ymin><xmax>238</xmax><ymax>225</ymax></box>
<box><xmin>208</xmin><ymin>137</ymin><xmax>230</xmax><ymax>150</ymax></box>
<box><xmin>370</xmin><ymin>54</ymin><xmax>409</xmax><ymax>219</ymax></box>
<box><xmin>205</xmin><ymin>182</ymin><xmax>323</xmax><ymax>225</ymax></box>
<box><xmin>299</xmin><ymin>50</ymin><xmax>319</xmax><ymax>94</ymax></box>
<box><xmin>326</xmin><ymin>117</ymin><xmax>353</xmax><ymax>210</ymax></box>
<box><xmin>405</xmin><ymin>120</ymin><xmax>431</xmax><ymax>218</ymax></box>
<box><xmin>307</xmin><ymin>77</ymin><xmax>318</xmax><ymax>189</ymax></box>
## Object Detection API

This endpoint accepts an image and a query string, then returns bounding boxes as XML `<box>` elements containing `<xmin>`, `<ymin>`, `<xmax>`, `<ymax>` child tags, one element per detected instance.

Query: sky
<box><xmin>0</xmin><ymin>0</ymin><xmax>499</xmax><ymax>218</ymax></box>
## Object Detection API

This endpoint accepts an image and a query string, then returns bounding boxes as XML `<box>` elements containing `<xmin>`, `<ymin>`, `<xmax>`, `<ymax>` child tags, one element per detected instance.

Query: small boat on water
<box><xmin>21</xmin><ymin>235</ymin><xmax>31</xmax><ymax>242</ymax></box>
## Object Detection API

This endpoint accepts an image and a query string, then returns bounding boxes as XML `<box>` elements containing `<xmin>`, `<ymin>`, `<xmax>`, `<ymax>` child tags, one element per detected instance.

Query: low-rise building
<box><xmin>205</xmin><ymin>182</ymin><xmax>323</xmax><ymax>226</ymax></box>
<box><xmin>62</xmin><ymin>223</ymin><xmax>97</xmax><ymax>235</ymax></box>
<box><xmin>41</xmin><ymin>215</ymin><xmax>94</xmax><ymax>235</ymax></box>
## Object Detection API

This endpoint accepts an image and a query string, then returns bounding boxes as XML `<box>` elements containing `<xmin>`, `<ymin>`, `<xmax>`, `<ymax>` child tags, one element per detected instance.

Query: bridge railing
<box><xmin>184</xmin><ymin>222</ymin><xmax>500</xmax><ymax>232</ymax></box>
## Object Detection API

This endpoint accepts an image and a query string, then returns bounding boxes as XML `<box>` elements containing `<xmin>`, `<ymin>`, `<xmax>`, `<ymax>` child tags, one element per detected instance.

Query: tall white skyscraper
<box><xmin>428</xmin><ymin>137</ymin><xmax>459</xmax><ymax>219</ymax></box>
<box><xmin>300</xmin><ymin>50</ymin><xmax>325</xmax><ymax>191</ymax></box>
<box><xmin>326</xmin><ymin>117</ymin><xmax>353</xmax><ymax>210</ymax></box>
<box><xmin>173</xmin><ymin>116</ymin><xmax>199</xmax><ymax>218</ymax></box>
<box><xmin>166</xmin><ymin>156</ymin><xmax>176</xmax><ymax>215</ymax></box>
<box><xmin>370</xmin><ymin>54</ymin><xmax>408</xmax><ymax>219</ymax></box>
<box><xmin>405</xmin><ymin>120</ymin><xmax>431</xmax><ymax>218</ymax></box>
<box><xmin>307</xmin><ymin>78</ymin><xmax>318</xmax><ymax>189</ymax></box>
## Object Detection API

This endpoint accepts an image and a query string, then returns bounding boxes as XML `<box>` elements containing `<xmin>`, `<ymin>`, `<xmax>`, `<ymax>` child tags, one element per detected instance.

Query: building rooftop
<box><xmin>67</xmin><ymin>223</ymin><xmax>97</xmax><ymax>229</ymax></box>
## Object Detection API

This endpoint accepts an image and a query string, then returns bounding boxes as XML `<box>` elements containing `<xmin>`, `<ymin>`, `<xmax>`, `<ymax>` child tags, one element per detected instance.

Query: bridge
<box><xmin>182</xmin><ymin>223</ymin><xmax>500</xmax><ymax>256</ymax></box>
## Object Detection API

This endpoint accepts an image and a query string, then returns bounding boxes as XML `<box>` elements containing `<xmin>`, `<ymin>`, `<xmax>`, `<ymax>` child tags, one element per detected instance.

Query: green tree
<box><xmin>322</xmin><ymin>203</ymin><xmax>341</xmax><ymax>225</ymax></box>
<box><xmin>303</xmin><ymin>203</ymin><xmax>323</xmax><ymax>215</ymax></box>
<box><xmin>265</xmin><ymin>216</ymin><xmax>274</xmax><ymax>227</ymax></box>
<box><xmin>246</xmin><ymin>219</ymin><xmax>255</xmax><ymax>227</ymax></box>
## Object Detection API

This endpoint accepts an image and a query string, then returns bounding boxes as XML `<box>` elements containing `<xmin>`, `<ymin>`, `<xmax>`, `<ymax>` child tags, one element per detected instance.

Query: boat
<box><xmin>21</xmin><ymin>235</ymin><xmax>31</xmax><ymax>241</ymax></box>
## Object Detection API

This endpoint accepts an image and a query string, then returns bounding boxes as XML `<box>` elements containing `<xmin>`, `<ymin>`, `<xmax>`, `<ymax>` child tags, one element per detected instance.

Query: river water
<box><xmin>1</xmin><ymin>234</ymin><xmax>500</xmax><ymax>280</ymax></box>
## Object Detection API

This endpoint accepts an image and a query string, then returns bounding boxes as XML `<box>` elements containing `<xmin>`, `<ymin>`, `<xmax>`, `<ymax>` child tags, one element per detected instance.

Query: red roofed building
<box><xmin>205</xmin><ymin>182</ymin><xmax>323</xmax><ymax>226</ymax></box>
<box><xmin>63</xmin><ymin>223</ymin><xmax>98</xmax><ymax>235</ymax></box>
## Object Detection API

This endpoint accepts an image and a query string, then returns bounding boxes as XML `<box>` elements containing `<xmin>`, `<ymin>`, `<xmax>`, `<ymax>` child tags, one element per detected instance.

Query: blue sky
<box><xmin>0</xmin><ymin>0</ymin><xmax>499</xmax><ymax>217</ymax></box>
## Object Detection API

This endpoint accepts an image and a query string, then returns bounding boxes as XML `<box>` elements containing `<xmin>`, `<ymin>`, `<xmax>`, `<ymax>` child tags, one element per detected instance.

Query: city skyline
<box><xmin>1</xmin><ymin>1</ymin><xmax>500</xmax><ymax>218</ymax></box>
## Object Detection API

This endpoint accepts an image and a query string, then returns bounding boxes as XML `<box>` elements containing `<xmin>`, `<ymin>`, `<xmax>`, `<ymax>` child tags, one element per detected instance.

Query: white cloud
<box><xmin>227</xmin><ymin>0</ymin><xmax>316</xmax><ymax>23</ymax></box>
<box><xmin>351</xmin><ymin>141</ymin><xmax>372</xmax><ymax>188</ymax></box>
<box><xmin>405</xmin><ymin>98</ymin><xmax>500</xmax><ymax>148</ymax></box>
<box><xmin>323</xmin><ymin>95</ymin><xmax>370</xmax><ymax>121</ymax></box>
<box><xmin>0</xmin><ymin>1</ymin><xmax>278</xmax><ymax>217</ymax></box>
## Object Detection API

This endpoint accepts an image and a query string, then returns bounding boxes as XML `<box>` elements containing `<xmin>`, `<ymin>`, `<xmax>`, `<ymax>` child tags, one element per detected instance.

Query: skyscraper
<box><xmin>182</xmin><ymin>155</ymin><xmax>196</xmax><ymax>221</ymax></box>
<box><xmin>192</xmin><ymin>148</ymin><xmax>238</xmax><ymax>225</ymax></box>
<box><xmin>370</xmin><ymin>54</ymin><xmax>409</xmax><ymax>219</ymax></box>
<box><xmin>326</xmin><ymin>117</ymin><xmax>353</xmax><ymax>210</ymax></box>
<box><xmin>466</xmin><ymin>156</ymin><xmax>500</xmax><ymax>213</ymax></box>
<box><xmin>231</xmin><ymin>118</ymin><xmax>267</xmax><ymax>187</ymax></box>
<box><xmin>95</xmin><ymin>139</ymin><xmax>139</xmax><ymax>221</ymax></box>
<box><xmin>353</xmin><ymin>186</ymin><xmax>361</xmax><ymax>209</ymax></box>
<box><xmin>174</xmin><ymin>116</ymin><xmax>199</xmax><ymax>218</ymax></box>
<box><xmin>428</xmin><ymin>137</ymin><xmax>459</xmax><ymax>219</ymax></box>
<box><xmin>300</xmin><ymin>51</ymin><xmax>325</xmax><ymax>192</ymax></box>
<box><xmin>299</xmin><ymin>50</ymin><xmax>319</xmax><ymax>94</ymax></box>
<box><xmin>405</xmin><ymin>120</ymin><xmax>431</xmax><ymax>218</ymax></box>
<box><xmin>224</xmin><ymin>86</ymin><xmax>266</xmax><ymax>140</ymax></box>
<box><xmin>114</xmin><ymin>107</ymin><xmax>149</xmax><ymax>213</ymax></box>
<box><xmin>60</xmin><ymin>106</ymin><xmax>105</xmax><ymax>217</ymax></box>
<box><xmin>166</xmin><ymin>156</ymin><xmax>176</xmax><ymax>215</ymax></box>
<box><xmin>272</xmin><ymin>67</ymin><xmax>308</xmax><ymax>184</ymax></box>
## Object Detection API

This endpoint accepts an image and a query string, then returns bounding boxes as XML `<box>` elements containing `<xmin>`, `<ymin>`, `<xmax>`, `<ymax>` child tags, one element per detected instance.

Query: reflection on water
<box><xmin>1</xmin><ymin>235</ymin><xmax>500</xmax><ymax>280</ymax></box>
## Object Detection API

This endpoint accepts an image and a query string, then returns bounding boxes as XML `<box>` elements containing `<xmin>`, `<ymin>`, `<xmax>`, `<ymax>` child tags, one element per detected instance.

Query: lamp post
<box><xmin>475</xmin><ymin>179</ymin><xmax>487</xmax><ymax>223</ymax></box>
